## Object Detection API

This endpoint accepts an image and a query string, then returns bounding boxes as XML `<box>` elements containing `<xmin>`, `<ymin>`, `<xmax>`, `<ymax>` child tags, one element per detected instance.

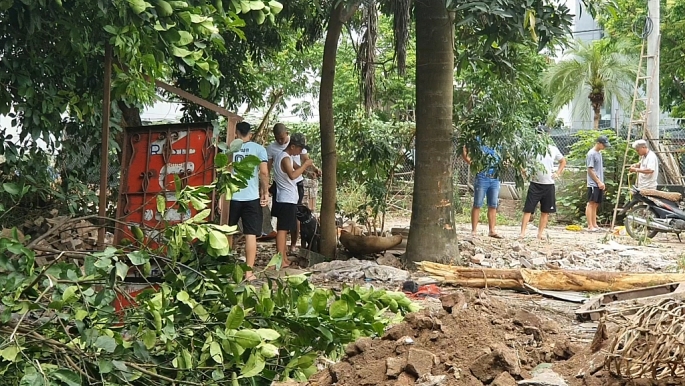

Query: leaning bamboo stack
<box><xmin>417</xmin><ymin>261</ymin><xmax>685</xmax><ymax>292</ymax></box>
<box><xmin>645</xmin><ymin>130</ymin><xmax>685</xmax><ymax>185</ymax></box>
<box><xmin>602</xmin><ymin>298</ymin><xmax>685</xmax><ymax>379</ymax></box>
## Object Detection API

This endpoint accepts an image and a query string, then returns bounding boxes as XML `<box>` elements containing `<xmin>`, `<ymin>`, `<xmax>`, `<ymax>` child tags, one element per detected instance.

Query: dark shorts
<box><xmin>587</xmin><ymin>187</ymin><xmax>604</xmax><ymax>204</ymax></box>
<box><xmin>228</xmin><ymin>199</ymin><xmax>262</xmax><ymax>235</ymax></box>
<box><xmin>523</xmin><ymin>182</ymin><xmax>557</xmax><ymax>214</ymax></box>
<box><xmin>297</xmin><ymin>181</ymin><xmax>304</xmax><ymax>205</ymax></box>
<box><xmin>274</xmin><ymin>202</ymin><xmax>298</xmax><ymax>232</ymax></box>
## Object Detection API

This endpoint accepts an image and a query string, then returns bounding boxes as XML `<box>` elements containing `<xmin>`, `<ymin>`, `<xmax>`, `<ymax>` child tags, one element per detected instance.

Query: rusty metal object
<box><xmin>114</xmin><ymin>123</ymin><xmax>217</xmax><ymax>247</ymax></box>
<box><xmin>575</xmin><ymin>282</ymin><xmax>685</xmax><ymax>322</ymax></box>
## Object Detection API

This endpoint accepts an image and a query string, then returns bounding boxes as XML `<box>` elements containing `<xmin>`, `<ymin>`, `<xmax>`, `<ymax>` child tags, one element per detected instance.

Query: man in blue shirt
<box><xmin>228</xmin><ymin>122</ymin><xmax>269</xmax><ymax>280</ymax></box>
<box><xmin>462</xmin><ymin>140</ymin><xmax>503</xmax><ymax>238</ymax></box>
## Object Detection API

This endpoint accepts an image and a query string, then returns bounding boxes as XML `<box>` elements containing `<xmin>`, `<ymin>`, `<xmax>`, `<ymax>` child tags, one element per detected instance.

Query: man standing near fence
<box><xmin>462</xmin><ymin>140</ymin><xmax>503</xmax><ymax>239</ymax></box>
<box><xmin>629</xmin><ymin>139</ymin><xmax>659</xmax><ymax>190</ymax></box>
<box><xmin>586</xmin><ymin>135</ymin><xmax>610</xmax><ymax>232</ymax></box>
<box><xmin>519</xmin><ymin>126</ymin><xmax>566</xmax><ymax>239</ymax></box>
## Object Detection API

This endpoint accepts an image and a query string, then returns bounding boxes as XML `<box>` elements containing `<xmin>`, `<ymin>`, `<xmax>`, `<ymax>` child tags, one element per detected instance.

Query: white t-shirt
<box><xmin>273</xmin><ymin>151</ymin><xmax>300</xmax><ymax>204</ymax></box>
<box><xmin>266</xmin><ymin>141</ymin><xmax>308</xmax><ymax>183</ymax></box>
<box><xmin>637</xmin><ymin>150</ymin><xmax>659</xmax><ymax>190</ymax></box>
<box><xmin>532</xmin><ymin>145</ymin><xmax>564</xmax><ymax>185</ymax></box>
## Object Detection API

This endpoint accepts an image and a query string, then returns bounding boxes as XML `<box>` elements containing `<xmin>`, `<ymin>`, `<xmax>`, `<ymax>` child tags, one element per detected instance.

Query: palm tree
<box><xmin>545</xmin><ymin>39</ymin><xmax>637</xmax><ymax>129</ymax></box>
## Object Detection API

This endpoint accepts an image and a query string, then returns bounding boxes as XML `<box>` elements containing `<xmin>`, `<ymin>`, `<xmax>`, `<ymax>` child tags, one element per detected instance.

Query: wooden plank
<box><xmin>98</xmin><ymin>44</ymin><xmax>113</xmax><ymax>248</ymax></box>
<box><xmin>153</xmin><ymin>79</ymin><xmax>240</xmax><ymax>120</ymax></box>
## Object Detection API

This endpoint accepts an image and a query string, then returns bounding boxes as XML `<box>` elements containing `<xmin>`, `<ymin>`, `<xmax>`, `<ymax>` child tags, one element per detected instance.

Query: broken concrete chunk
<box><xmin>386</xmin><ymin>356</ymin><xmax>407</xmax><ymax>378</ymax></box>
<box><xmin>406</xmin><ymin>348</ymin><xmax>437</xmax><ymax>378</ymax></box>
<box><xmin>491</xmin><ymin>371</ymin><xmax>517</xmax><ymax>386</ymax></box>
<box><xmin>517</xmin><ymin>370</ymin><xmax>568</xmax><ymax>386</ymax></box>
<box><xmin>469</xmin><ymin>345</ymin><xmax>520</xmax><ymax>383</ymax></box>
<box><xmin>415</xmin><ymin>374</ymin><xmax>447</xmax><ymax>386</ymax></box>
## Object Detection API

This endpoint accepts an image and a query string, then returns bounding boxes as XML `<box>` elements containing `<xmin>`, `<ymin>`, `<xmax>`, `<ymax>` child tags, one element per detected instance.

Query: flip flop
<box><xmin>488</xmin><ymin>233</ymin><xmax>504</xmax><ymax>239</ymax></box>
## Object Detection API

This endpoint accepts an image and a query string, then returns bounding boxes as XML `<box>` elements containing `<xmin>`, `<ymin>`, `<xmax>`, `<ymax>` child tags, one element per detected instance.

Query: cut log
<box><xmin>340</xmin><ymin>233</ymin><xmax>403</xmax><ymax>255</ymax></box>
<box><xmin>417</xmin><ymin>261</ymin><xmax>685</xmax><ymax>292</ymax></box>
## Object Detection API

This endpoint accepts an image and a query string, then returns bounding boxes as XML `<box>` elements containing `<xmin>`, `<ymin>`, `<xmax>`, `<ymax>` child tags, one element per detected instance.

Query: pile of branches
<box><xmin>0</xmin><ymin>230</ymin><xmax>418</xmax><ymax>385</ymax></box>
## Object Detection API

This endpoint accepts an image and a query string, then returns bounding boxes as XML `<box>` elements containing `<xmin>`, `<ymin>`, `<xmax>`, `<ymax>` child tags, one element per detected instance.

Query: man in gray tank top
<box><xmin>273</xmin><ymin>133</ymin><xmax>313</xmax><ymax>267</ymax></box>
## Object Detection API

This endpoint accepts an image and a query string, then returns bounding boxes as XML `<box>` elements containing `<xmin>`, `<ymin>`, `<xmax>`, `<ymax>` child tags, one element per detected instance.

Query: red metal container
<box><xmin>115</xmin><ymin>123</ymin><xmax>217</xmax><ymax>247</ymax></box>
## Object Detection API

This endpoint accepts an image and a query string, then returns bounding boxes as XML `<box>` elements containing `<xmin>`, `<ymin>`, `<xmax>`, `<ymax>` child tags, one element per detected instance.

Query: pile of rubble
<box><xmin>304</xmin><ymin>290</ymin><xmax>579</xmax><ymax>386</ymax></box>
<box><xmin>459</xmin><ymin>237</ymin><xmax>680</xmax><ymax>273</ymax></box>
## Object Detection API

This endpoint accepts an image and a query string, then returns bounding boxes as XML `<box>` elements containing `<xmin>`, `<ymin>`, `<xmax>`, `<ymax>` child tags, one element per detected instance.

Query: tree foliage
<box><xmin>597</xmin><ymin>0</ymin><xmax>685</xmax><ymax>117</ymax></box>
<box><xmin>544</xmin><ymin>39</ymin><xmax>637</xmax><ymax>129</ymax></box>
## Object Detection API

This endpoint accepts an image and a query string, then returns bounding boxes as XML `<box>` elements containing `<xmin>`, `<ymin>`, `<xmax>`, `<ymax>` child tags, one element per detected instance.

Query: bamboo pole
<box><xmin>417</xmin><ymin>262</ymin><xmax>685</xmax><ymax>292</ymax></box>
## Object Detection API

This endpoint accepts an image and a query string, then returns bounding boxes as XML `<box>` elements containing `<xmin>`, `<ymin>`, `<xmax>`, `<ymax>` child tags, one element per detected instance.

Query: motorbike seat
<box><xmin>640</xmin><ymin>189</ymin><xmax>682</xmax><ymax>202</ymax></box>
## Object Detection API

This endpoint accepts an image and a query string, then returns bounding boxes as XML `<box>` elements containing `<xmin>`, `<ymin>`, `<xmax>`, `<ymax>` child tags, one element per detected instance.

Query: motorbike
<box><xmin>621</xmin><ymin>187</ymin><xmax>685</xmax><ymax>241</ymax></box>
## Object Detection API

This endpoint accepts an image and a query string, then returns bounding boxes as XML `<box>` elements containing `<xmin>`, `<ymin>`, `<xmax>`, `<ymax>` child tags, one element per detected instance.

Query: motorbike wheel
<box><xmin>624</xmin><ymin>204</ymin><xmax>660</xmax><ymax>240</ymax></box>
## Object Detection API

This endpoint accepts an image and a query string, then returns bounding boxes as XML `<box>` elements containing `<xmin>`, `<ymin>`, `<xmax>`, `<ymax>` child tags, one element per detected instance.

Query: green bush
<box><xmin>556</xmin><ymin>129</ymin><xmax>637</xmax><ymax>225</ymax></box>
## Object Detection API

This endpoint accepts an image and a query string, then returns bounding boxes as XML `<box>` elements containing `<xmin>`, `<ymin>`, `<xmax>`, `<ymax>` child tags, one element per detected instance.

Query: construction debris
<box><xmin>601</xmin><ymin>298</ymin><xmax>685</xmax><ymax>380</ymax></box>
<box><xmin>417</xmin><ymin>261</ymin><xmax>685</xmax><ymax>292</ymax></box>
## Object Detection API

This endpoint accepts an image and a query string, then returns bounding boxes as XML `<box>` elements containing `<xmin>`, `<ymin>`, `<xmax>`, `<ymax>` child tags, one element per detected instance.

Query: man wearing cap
<box><xmin>629</xmin><ymin>139</ymin><xmax>659</xmax><ymax>190</ymax></box>
<box><xmin>228</xmin><ymin>122</ymin><xmax>269</xmax><ymax>281</ymax></box>
<box><xmin>519</xmin><ymin>126</ymin><xmax>566</xmax><ymax>239</ymax></box>
<box><xmin>267</xmin><ymin>123</ymin><xmax>321</xmax><ymax>255</ymax></box>
<box><xmin>586</xmin><ymin>135</ymin><xmax>611</xmax><ymax>232</ymax></box>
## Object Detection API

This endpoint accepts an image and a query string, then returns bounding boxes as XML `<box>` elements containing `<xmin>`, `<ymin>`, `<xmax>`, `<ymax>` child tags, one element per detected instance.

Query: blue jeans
<box><xmin>473</xmin><ymin>174</ymin><xmax>500</xmax><ymax>208</ymax></box>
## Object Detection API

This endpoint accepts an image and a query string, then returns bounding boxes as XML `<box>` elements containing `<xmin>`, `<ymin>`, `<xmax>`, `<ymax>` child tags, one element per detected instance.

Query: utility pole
<box><xmin>646</xmin><ymin>0</ymin><xmax>660</xmax><ymax>139</ymax></box>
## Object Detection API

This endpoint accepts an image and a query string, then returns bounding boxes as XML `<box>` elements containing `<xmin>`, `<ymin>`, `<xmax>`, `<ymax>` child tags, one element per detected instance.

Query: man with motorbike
<box><xmin>629</xmin><ymin>139</ymin><xmax>659</xmax><ymax>190</ymax></box>
<box><xmin>586</xmin><ymin>135</ymin><xmax>610</xmax><ymax>232</ymax></box>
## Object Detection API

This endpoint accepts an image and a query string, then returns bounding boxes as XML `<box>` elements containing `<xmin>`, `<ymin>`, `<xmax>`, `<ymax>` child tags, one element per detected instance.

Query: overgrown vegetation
<box><xmin>0</xmin><ymin>150</ymin><xmax>418</xmax><ymax>385</ymax></box>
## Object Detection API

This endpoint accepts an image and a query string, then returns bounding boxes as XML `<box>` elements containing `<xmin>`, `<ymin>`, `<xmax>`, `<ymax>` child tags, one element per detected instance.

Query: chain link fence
<box><xmin>388</xmin><ymin>118</ymin><xmax>685</xmax><ymax>208</ymax></box>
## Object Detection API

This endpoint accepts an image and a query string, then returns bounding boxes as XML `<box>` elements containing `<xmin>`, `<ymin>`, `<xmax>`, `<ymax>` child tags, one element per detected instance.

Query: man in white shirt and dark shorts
<box><xmin>519</xmin><ymin>127</ymin><xmax>566</xmax><ymax>239</ymax></box>
<box><xmin>630</xmin><ymin>139</ymin><xmax>659</xmax><ymax>190</ymax></box>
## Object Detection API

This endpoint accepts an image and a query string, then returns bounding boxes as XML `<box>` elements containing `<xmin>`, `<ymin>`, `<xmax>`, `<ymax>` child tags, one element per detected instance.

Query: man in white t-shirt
<box><xmin>266</xmin><ymin>123</ymin><xmax>321</xmax><ymax>255</ymax></box>
<box><xmin>630</xmin><ymin>139</ymin><xmax>659</xmax><ymax>190</ymax></box>
<box><xmin>519</xmin><ymin>127</ymin><xmax>566</xmax><ymax>239</ymax></box>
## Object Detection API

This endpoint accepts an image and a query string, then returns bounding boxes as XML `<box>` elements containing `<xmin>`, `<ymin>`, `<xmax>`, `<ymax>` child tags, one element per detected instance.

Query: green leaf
<box><xmin>225</xmin><ymin>306</ymin><xmax>244</xmax><ymax>329</ymax></box>
<box><xmin>266</xmin><ymin>253</ymin><xmax>283</xmax><ymax>270</ymax></box>
<box><xmin>98</xmin><ymin>359</ymin><xmax>114</xmax><ymax>374</ymax></box>
<box><xmin>228</xmin><ymin>139</ymin><xmax>243</xmax><ymax>153</ymax></box>
<box><xmin>234</xmin><ymin>330</ymin><xmax>261</xmax><ymax>348</ymax></box>
<box><xmin>215</xmin><ymin>153</ymin><xmax>229</xmax><ymax>168</ymax></box>
<box><xmin>2</xmin><ymin>182</ymin><xmax>20</xmax><ymax>195</ymax></box>
<box><xmin>311</xmin><ymin>289</ymin><xmax>328</xmax><ymax>314</ymax></box>
<box><xmin>240</xmin><ymin>351</ymin><xmax>266</xmax><ymax>378</ymax></box>
<box><xmin>62</xmin><ymin>286</ymin><xmax>78</xmax><ymax>302</ymax></box>
<box><xmin>260</xmin><ymin>343</ymin><xmax>279</xmax><ymax>358</ymax></box>
<box><xmin>0</xmin><ymin>345</ymin><xmax>20</xmax><ymax>362</ymax></box>
<box><xmin>255</xmin><ymin>328</ymin><xmax>280</xmax><ymax>341</ymax></box>
<box><xmin>156</xmin><ymin>194</ymin><xmax>166</xmax><ymax>214</ymax></box>
<box><xmin>194</xmin><ymin>304</ymin><xmax>209</xmax><ymax>322</ymax></box>
<box><xmin>75</xmin><ymin>309</ymin><xmax>88</xmax><ymax>321</ymax></box>
<box><xmin>177</xmin><ymin>290</ymin><xmax>190</xmax><ymax>303</ymax></box>
<box><xmin>329</xmin><ymin>299</ymin><xmax>350</xmax><ymax>319</ymax></box>
<box><xmin>212</xmin><ymin>369</ymin><xmax>225</xmax><ymax>380</ymax></box>
<box><xmin>115</xmin><ymin>261</ymin><xmax>129</xmax><ymax>280</ymax></box>
<box><xmin>51</xmin><ymin>370</ymin><xmax>81</xmax><ymax>386</ymax></box>
<box><xmin>232</xmin><ymin>264</ymin><xmax>244</xmax><ymax>283</ymax></box>
<box><xmin>210</xmin><ymin>341</ymin><xmax>223</xmax><ymax>363</ymax></box>
<box><xmin>249</xmin><ymin>1</ymin><xmax>264</xmax><ymax>10</ymax></box>
<box><xmin>94</xmin><ymin>335</ymin><xmax>117</xmax><ymax>353</ymax></box>
<box><xmin>127</xmin><ymin>250</ymin><xmax>149</xmax><ymax>266</ymax></box>
<box><xmin>208</xmin><ymin>230</ymin><xmax>228</xmax><ymax>249</ymax></box>
<box><xmin>103</xmin><ymin>25</ymin><xmax>118</xmax><ymax>34</ymax></box>
<box><xmin>176</xmin><ymin>30</ymin><xmax>194</xmax><ymax>45</ymax></box>
<box><xmin>171</xmin><ymin>45</ymin><xmax>193</xmax><ymax>58</ymax></box>
<box><xmin>142</xmin><ymin>329</ymin><xmax>156</xmax><ymax>349</ymax></box>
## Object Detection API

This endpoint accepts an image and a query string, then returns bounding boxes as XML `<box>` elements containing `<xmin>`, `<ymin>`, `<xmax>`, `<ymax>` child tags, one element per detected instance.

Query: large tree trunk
<box><xmin>405</xmin><ymin>1</ymin><xmax>459</xmax><ymax>264</ymax></box>
<box><xmin>318</xmin><ymin>2</ymin><xmax>360</xmax><ymax>258</ymax></box>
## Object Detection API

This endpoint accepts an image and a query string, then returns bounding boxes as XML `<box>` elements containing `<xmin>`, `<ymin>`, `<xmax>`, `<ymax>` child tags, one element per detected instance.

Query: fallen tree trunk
<box><xmin>417</xmin><ymin>262</ymin><xmax>685</xmax><ymax>292</ymax></box>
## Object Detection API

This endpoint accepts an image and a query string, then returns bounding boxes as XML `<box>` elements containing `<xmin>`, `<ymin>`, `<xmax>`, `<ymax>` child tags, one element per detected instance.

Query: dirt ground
<box><xmin>237</xmin><ymin>200</ymin><xmax>685</xmax><ymax>385</ymax></box>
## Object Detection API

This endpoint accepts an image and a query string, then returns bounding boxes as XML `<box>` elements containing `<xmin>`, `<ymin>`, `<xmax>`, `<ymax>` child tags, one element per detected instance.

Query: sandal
<box><xmin>488</xmin><ymin>233</ymin><xmax>504</xmax><ymax>239</ymax></box>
